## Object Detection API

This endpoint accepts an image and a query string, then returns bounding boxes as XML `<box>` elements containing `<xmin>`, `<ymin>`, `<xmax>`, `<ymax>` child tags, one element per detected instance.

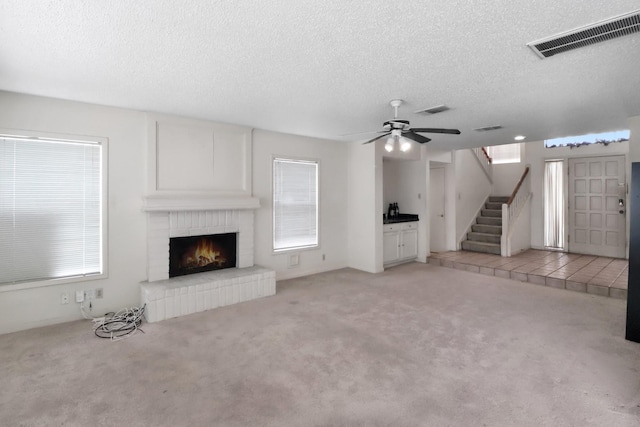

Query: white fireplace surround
<box><xmin>140</xmin><ymin>195</ymin><xmax>276</xmax><ymax>323</ymax></box>
<box><xmin>137</xmin><ymin>119</ymin><xmax>278</xmax><ymax>322</ymax></box>
<box><xmin>142</xmin><ymin>195</ymin><xmax>260</xmax><ymax>282</ymax></box>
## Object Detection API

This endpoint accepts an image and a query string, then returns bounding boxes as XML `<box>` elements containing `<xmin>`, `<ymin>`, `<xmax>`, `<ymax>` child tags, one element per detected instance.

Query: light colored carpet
<box><xmin>1</xmin><ymin>263</ymin><xmax>639</xmax><ymax>426</ymax></box>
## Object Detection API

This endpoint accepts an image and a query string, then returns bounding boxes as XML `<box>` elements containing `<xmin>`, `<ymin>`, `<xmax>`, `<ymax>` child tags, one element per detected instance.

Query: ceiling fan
<box><xmin>363</xmin><ymin>99</ymin><xmax>461</xmax><ymax>152</ymax></box>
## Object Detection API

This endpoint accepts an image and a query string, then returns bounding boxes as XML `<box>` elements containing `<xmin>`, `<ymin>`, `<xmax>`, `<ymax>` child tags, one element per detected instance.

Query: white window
<box><xmin>486</xmin><ymin>143</ymin><xmax>521</xmax><ymax>164</ymax></box>
<box><xmin>545</xmin><ymin>130</ymin><xmax>629</xmax><ymax>148</ymax></box>
<box><xmin>0</xmin><ymin>133</ymin><xmax>106</xmax><ymax>288</ymax></box>
<box><xmin>273</xmin><ymin>158</ymin><xmax>318</xmax><ymax>252</ymax></box>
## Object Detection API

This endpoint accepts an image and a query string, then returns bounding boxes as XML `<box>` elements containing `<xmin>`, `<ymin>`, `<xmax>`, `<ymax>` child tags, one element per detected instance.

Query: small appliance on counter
<box><xmin>384</xmin><ymin>202</ymin><xmax>419</xmax><ymax>224</ymax></box>
<box><xmin>387</xmin><ymin>202</ymin><xmax>399</xmax><ymax>219</ymax></box>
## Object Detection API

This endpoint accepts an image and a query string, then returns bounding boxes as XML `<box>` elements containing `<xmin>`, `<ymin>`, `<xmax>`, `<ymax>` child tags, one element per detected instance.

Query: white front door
<box><xmin>429</xmin><ymin>167</ymin><xmax>446</xmax><ymax>252</ymax></box>
<box><xmin>568</xmin><ymin>155</ymin><xmax>626</xmax><ymax>258</ymax></box>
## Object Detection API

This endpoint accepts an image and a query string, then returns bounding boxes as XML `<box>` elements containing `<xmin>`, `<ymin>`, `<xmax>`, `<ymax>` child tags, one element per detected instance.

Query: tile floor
<box><xmin>428</xmin><ymin>249</ymin><xmax>628</xmax><ymax>299</ymax></box>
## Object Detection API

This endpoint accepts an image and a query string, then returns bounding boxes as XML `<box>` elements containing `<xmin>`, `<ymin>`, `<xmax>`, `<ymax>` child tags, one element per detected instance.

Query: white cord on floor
<box><xmin>87</xmin><ymin>304</ymin><xmax>146</xmax><ymax>342</ymax></box>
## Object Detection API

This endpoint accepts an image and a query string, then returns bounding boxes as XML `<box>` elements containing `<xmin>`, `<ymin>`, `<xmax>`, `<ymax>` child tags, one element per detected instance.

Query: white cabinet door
<box><xmin>383</xmin><ymin>232</ymin><xmax>401</xmax><ymax>263</ymax></box>
<box><xmin>384</xmin><ymin>222</ymin><xmax>419</xmax><ymax>264</ymax></box>
<box><xmin>401</xmin><ymin>229</ymin><xmax>418</xmax><ymax>259</ymax></box>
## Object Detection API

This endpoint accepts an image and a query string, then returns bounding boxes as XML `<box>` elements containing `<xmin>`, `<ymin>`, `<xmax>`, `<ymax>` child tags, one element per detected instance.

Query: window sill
<box><xmin>273</xmin><ymin>244</ymin><xmax>319</xmax><ymax>255</ymax></box>
<box><xmin>0</xmin><ymin>273</ymin><xmax>107</xmax><ymax>293</ymax></box>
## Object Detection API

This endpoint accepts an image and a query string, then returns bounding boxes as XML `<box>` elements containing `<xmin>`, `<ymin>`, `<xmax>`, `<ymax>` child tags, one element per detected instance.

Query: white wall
<box><xmin>507</xmin><ymin>196</ymin><xmax>532</xmax><ymax>256</ymax></box>
<box><xmin>0</xmin><ymin>91</ymin><xmax>147</xmax><ymax>334</ymax></box>
<box><xmin>394</xmin><ymin>161</ymin><xmax>427</xmax><ymax>217</ymax></box>
<box><xmin>347</xmin><ymin>141</ymin><xmax>382</xmax><ymax>273</ymax></box>
<box><xmin>382</xmin><ymin>158</ymin><xmax>400</xmax><ymax>212</ymax></box>
<box><xmin>493</xmin><ymin>163</ymin><xmax>526</xmax><ymax>196</ymax></box>
<box><xmin>425</xmin><ymin>147</ymin><xmax>453</xmax><ymax>164</ymax></box>
<box><xmin>629</xmin><ymin>115</ymin><xmax>640</xmax><ymax>162</ymax></box>
<box><xmin>454</xmin><ymin>149</ymin><xmax>492</xmax><ymax>245</ymax></box>
<box><xmin>0</xmin><ymin>92</ymin><xmax>353</xmax><ymax>334</ymax></box>
<box><xmin>383</xmin><ymin>159</ymin><xmax>426</xmax><ymax>216</ymax></box>
<box><xmin>147</xmin><ymin>114</ymin><xmax>253</xmax><ymax>196</ymax></box>
<box><xmin>252</xmin><ymin>129</ymin><xmax>349</xmax><ymax>280</ymax></box>
<box><xmin>524</xmin><ymin>139</ymin><xmax>629</xmax><ymax>250</ymax></box>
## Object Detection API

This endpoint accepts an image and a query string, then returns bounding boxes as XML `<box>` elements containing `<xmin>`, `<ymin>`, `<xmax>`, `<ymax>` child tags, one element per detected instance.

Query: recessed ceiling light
<box><xmin>514</xmin><ymin>135</ymin><xmax>526</xmax><ymax>141</ymax></box>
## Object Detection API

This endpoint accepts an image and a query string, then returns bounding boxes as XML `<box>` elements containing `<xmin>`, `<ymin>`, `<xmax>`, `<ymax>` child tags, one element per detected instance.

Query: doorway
<box><xmin>429</xmin><ymin>167</ymin><xmax>446</xmax><ymax>252</ymax></box>
<box><xmin>568</xmin><ymin>155</ymin><xmax>626</xmax><ymax>258</ymax></box>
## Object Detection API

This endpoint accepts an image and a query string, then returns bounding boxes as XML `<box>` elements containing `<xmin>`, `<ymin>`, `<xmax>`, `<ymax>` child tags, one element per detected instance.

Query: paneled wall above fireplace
<box><xmin>146</xmin><ymin>113</ymin><xmax>253</xmax><ymax>197</ymax></box>
<box><xmin>143</xmin><ymin>114</ymin><xmax>261</xmax><ymax>283</ymax></box>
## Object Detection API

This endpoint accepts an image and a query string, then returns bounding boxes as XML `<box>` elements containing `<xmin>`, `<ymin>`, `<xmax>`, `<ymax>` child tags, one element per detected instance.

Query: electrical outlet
<box><xmin>85</xmin><ymin>289</ymin><xmax>95</xmax><ymax>300</ymax></box>
<box><xmin>322</xmin><ymin>254</ymin><xmax>325</xmax><ymax>261</ymax></box>
<box><xmin>75</xmin><ymin>290</ymin><xmax>84</xmax><ymax>303</ymax></box>
<box><xmin>288</xmin><ymin>254</ymin><xmax>299</xmax><ymax>267</ymax></box>
<box><xmin>95</xmin><ymin>288</ymin><xmax>103</xmax><ymax>299</ymax></box>
<box><xmin>60</xmin><ymin>292</ymin><xmax>69</xmax><ymax>305</ymax></box>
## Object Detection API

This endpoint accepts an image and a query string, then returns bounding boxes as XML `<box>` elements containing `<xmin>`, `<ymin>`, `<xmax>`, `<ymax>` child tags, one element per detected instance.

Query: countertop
<box><xmin>383</xmin><ymin>213</ymin><xmax>419</xmax><ymax>224</ymax></box>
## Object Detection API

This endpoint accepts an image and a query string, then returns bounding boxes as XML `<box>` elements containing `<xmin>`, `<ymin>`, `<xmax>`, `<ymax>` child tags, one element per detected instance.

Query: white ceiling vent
<box><xmin>473</xmin><ymin>125</ymin><xmax>503</xmax><ymax>132</ymax></box>
<box><xmin>527</xmin><ymin>10</ymin><xmax>640</xmax><ymax>59</ymax></box>
<box><xmin>414</xmin><ymin>104</ymin><xmax>450</xmax><ymax>115</ymax></box>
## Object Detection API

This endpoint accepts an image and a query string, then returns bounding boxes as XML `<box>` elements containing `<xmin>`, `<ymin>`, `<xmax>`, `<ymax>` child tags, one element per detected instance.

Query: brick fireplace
<box><xmin>146</xmin><ymin>207</ymin><xmax>255</xmax><ymax>282</ymax></box>
<box><xmin>140</xmin><ymin>196</ymin><xmax>275</xmax><ymax>322</ymax></box>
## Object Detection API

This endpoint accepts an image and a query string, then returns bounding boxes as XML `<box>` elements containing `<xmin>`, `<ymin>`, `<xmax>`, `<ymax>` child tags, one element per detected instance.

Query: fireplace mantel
<box><xmin>142</xmin><ymin>195</ymin><xmax>260</xmax><ymax>212</ymax></box>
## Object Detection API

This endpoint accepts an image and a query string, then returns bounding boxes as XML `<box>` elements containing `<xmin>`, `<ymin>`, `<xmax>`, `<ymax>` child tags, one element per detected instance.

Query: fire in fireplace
<box><xmin>169</xmin><ymin>233</ymin><xmax>237</xmax><ymax>278</ymax></box>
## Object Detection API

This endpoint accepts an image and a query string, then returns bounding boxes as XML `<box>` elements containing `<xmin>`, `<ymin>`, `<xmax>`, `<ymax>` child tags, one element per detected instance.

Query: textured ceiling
<box><xmin>1</xmin><ymin>0</ymin><xmax>639</xmax><ymax>149</ymax></box>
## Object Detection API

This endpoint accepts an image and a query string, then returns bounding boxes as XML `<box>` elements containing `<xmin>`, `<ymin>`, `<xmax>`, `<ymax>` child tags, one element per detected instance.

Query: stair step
<box><xmin>472</xmin><ymin>224</ymin><xmax>502</xmax><ymax>234</ymax></box>
<box><xmin>489</xmin><ymin>196</ymin><xmax>510</xmax><ymax>203</ymax></box>
<box><xmin>481</xmin><ymin>209</ymin><xmax>502</xmax><ymax>218</ymax></box>
<box><xmin>461</xmin><ymin>240</ymin><xmax>501</xmax><ymax>255</ymax></box>
<box><xmin>477</xmin><ymin>217</ymin><xmax>502</xmax><ymax>226</ymax></box>
<box><xmin>467</xmin><ymin>232</ymin><xmax>501</xmax><ymax>244</ymax></box>
<box><xmin>485</xmin><ymin>202</ymin><xmax>503</xmax><ymax>210</ymax></box>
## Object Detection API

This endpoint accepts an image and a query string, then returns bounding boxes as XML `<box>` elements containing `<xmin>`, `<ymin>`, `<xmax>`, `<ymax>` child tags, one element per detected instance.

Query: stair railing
<box><xmin>501</xmin><ymin>166</ymin><xmax>531</xmax><ymax>256</ymax></box>
<box><xmin>471</xmin><ymin>147</ymin><xmax>493</xmax><ymax>184</ymax></box>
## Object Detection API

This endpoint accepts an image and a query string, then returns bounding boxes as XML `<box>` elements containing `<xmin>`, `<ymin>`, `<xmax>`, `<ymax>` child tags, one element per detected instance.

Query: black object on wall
<box><xmin>626</xmin><ymin>163</ymin><xmax>640</xmax><ymax>342</ymax></box>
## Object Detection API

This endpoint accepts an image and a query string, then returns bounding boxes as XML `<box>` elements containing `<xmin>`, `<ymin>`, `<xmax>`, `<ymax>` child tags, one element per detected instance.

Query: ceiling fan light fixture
<box><xmin>362</xmin><ymin>99</ymin><xmax>460</xmax><ymax>146</ymax></box>
<box><xmin>385</xmin><ymin>136</ymin><xmax>394</xmax><ymax>152</ymax></box>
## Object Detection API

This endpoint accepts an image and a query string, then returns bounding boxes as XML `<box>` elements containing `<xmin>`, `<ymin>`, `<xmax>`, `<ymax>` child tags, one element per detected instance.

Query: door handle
<box><xmin>619</xmin><ymin>210</ymin><xmax>625</xmax><ymax>214</ymax></box>
<box><xmin>439</xmin><ymin>214</ymin><xmax>444</xmax><ymax>217</ymax></box>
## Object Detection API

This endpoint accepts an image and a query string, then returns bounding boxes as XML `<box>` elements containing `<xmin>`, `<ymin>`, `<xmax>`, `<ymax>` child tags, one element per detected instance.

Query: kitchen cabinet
<box><xmin>383</xmin><ymin>221</ymin><xmax>418</xmax><ymax>265</ymax></box>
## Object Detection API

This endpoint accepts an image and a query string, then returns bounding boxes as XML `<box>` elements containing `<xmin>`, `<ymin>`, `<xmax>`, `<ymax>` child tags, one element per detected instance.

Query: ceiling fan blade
<box><xmin>362</xmin><ymin>132</ymin><xmax>391</xmax><ymax>144</ymax></box>
<box><xmin>410</xmin><ymin>128</ymin><xmax>461</xmax><ymax>135</ymax></box>
<box><xmin>402</xmin><ymin>131</ymin><xmax>431</xmax><ymax>144</ymax></box>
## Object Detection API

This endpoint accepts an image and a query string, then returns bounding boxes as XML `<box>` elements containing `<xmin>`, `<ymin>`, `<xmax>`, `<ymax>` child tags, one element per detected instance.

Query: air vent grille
<box><xmin>473</xmin><ymin>125</ymin><xmax>503</xmax><ymax>132</ymax></box>
<box><xmin>528</xmin><ymin>10</ymin><xmax>640</xmax><ymax>58</ymax></box>
<box><xmin>414</xmin><ymin>104</ymin><xmax>450</xmax><ymax>115</ymax></box>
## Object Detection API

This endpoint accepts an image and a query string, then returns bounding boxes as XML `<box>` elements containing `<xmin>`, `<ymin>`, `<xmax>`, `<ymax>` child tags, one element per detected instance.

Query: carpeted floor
<box><xmin>1</xmin><ymin>263</ymin><xmax>639</xmax><ymax>426</ymax></box>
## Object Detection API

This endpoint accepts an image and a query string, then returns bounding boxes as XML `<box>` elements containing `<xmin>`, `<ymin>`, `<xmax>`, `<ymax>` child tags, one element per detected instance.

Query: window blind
<box><xmin>273</xmin><ymin>158</ymin><xmax>318</xmax><ymax>251</ymax></box>
<box><xmin>0</xmin><ymin>136</ymin><xmax>103</xmax><ymax>285</ymax></box>
<box><xmin>487</xmin><ymin>143</ymin><xmax>521</xmax><ymax>164</ymax></box>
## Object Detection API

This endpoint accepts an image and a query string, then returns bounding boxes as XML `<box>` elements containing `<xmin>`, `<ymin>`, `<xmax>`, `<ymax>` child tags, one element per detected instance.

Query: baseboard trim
<box><xmin>275</xmin><ymin>262</ymin><xmax>348</xmax><ymax>281</ymax></box>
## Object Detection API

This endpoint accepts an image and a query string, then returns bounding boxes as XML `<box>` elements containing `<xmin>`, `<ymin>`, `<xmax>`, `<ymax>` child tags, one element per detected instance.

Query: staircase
<box><xmin>461</xmin><ymin>196</ymin><xmax>509</xmax><ymax>255</ymax></box>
